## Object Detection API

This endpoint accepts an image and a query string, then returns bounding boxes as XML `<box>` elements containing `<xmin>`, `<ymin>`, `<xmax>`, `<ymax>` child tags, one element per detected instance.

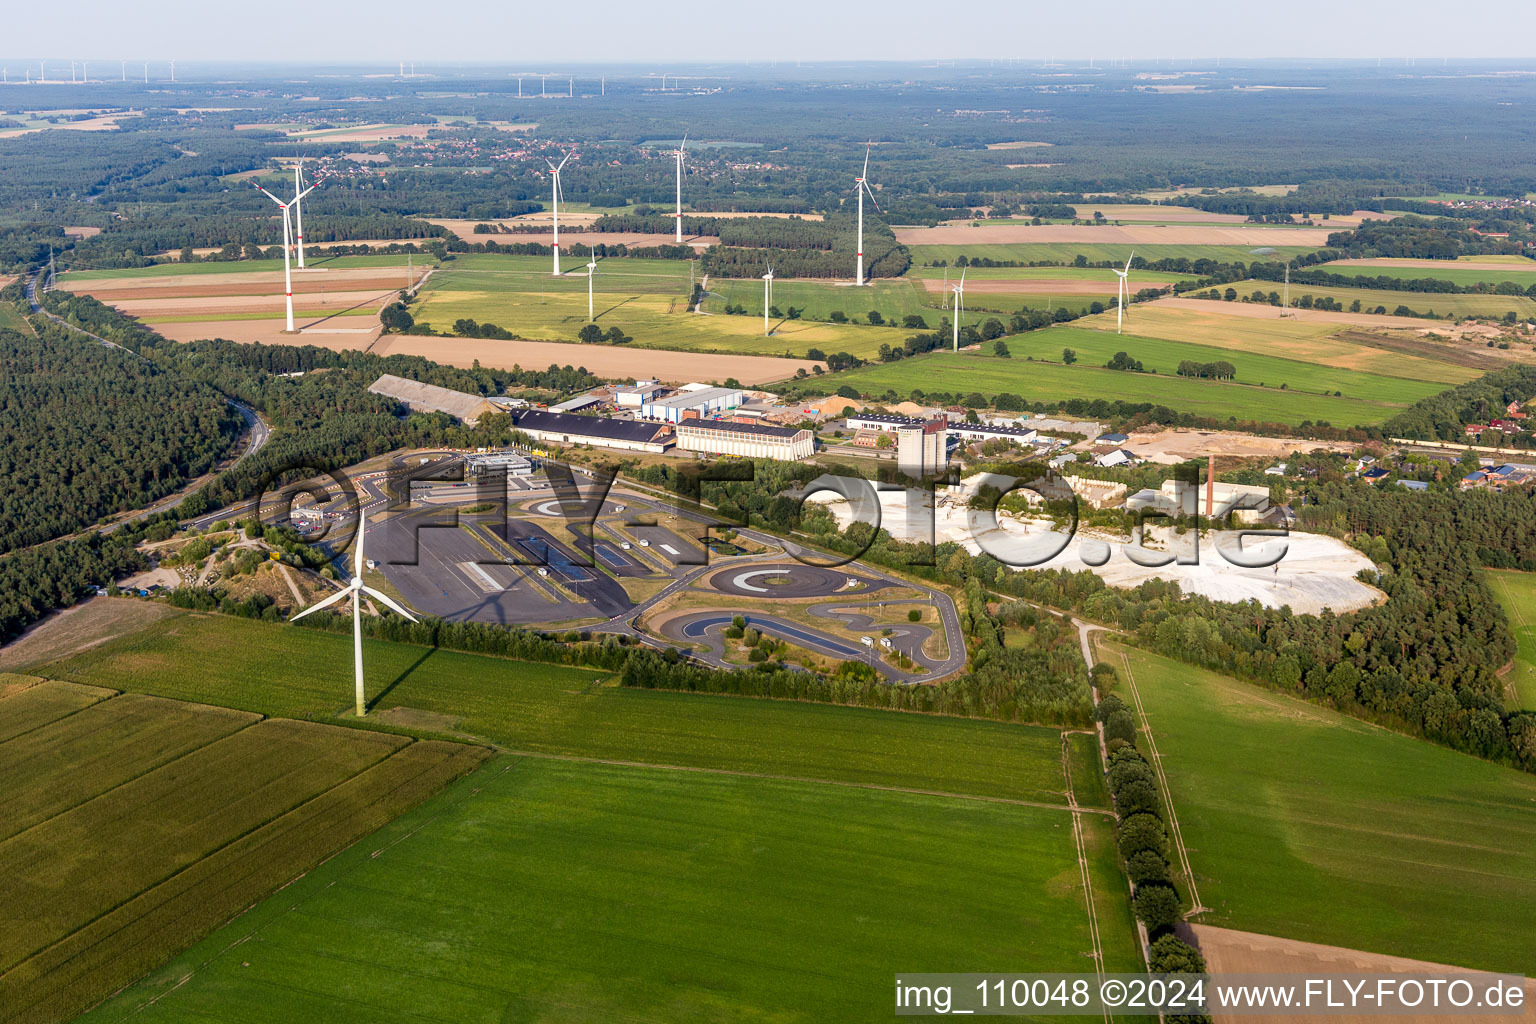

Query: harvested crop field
<box><xmin>0</xmin><ymin>597</ymin><xmax>184</xmax><ymax>673</ymax></box>
<box><xmin>371</xmin><ymin>334</ymin><xmax>818</xmax><ymax>385</ymax></box>
<box><xmin>894</xmin><ymin>223</ymin><xmax>1336</xmax><ymax>246</ymax></box>
<box><xmin>1147</xmin><ymin>295</ymin><xmax>1467</xmax><ymax>331</ymax></box>
<box><xmin>1069</xmin><ymin>204</ymin><xmax>1250</xmax><ymax>223</ymax></box>
<box><xmin>57</xmin><ymin>267</ymin><xmax>426</xmax><ymax>298</ymax></box>
<box><xmin>111</xmin><ymin>290</ymin><xmax>395</xmax><ymax>319</ymax></box>
<box><xmin>0</xmin><ymin>680</ymin><xmax>489</xmax><ymax>1024</ymax></box>
<box><xmin>1078</xmin><ymin>303</ymin><xmax>1478</xmax><ymax>383</ymax></box>
<box><xmin>286</xmin><ymin>123</ymin><xmax>432</xmax><ymax>142</ymax></box>
<box><xmin>1192</xmin><ymin>925</ymin><xmax>1536</xmax><ymax>1024</ymax></box>
<box><xmin>1325</xmin><ymin>257</ymin><xmax>1536</xmax><ymax>273</ymax></box>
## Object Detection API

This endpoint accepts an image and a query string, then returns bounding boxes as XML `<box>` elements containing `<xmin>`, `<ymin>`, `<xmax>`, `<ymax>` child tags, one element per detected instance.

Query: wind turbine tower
<box><xmin>672</xmin><ymin>132</ymin><xmax>688</xmax><ymax>243</ymax></box>
<box><xmin>290</xmin><ymin>511</ymin><xmax>418</xmax><ymax>718</ymax></box>
<box><xmin>546</xmin><ymin>149</ymin><xmax>573</xmax><ymax>275</ymax></box>
<box><xmin>951</xmin><ymin>270</ymin><xmax>966</xmax><ymax>350</ymax></box>
<box><xmin>585</xmin><ymin>245</ymin><xmax>601</xmax><ymax>321</ymax></box>
<box><xmin>252</xmin><ymin>178</ymin><xmax>319</xmax><ymax>332</ymax></box>
<box><xmin>854</xmin><ymin>143</ymin><xmax>881</xmax><ymax>285</ymax></box>
<box><xmin>762</xmin><ymin>265</ymin><xmax>775</xmax><ymax>336</ymax></box>
<box><xmin>1112</xmin><ymin>251</ymin><xmax>1134</xmax><ymax>333</ymax></box>
<box><xmin>293</xmin><ymin>161</ymin><xmax>312</xmax><ymax>269</ymax></box>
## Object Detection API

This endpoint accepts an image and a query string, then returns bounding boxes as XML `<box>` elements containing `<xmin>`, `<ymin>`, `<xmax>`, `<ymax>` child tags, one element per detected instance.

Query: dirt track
<box><xmin>152</xmin><ymin>319</ymin><xmax>383</xmax><ymax>349</ymax></box>
<box><xmin>1192</xmin><ymin>924</ymin><xmax>1536</xmax><ymax>1024</ymax></box>
<box><xmin>894</xmin><ymin>224</ymin><xmax>1336</xmax><ymax>246</ymax></box>
<box><xmin>371</xmin><ymin>335</ymin><xmax>816</xmax><ymax>385</ymax></box>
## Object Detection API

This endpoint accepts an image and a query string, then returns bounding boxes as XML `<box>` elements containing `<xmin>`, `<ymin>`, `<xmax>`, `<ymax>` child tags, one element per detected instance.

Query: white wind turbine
<box><xmin>292</xmin><ymin>160</ymin><xmax>313</xmax><ymax>270</ymax></box>
<box><xmin>762</xmin><ymin>263</ymin><xmax>775</xmax><ymax>336</ymax></box>
<box><xmin>252</xmin><ymin>178</ymin><xmax>319</xmax><ymax>333</ymax></box>
<box><xmin>854</xmin><ymin>143</ymin><xmax>881</xmax><ymax>286</ymax></box>
<box><xmin>585</xmin><ymin>244</ymin><xmax>601</xmax><ymax>321</ymax></box>
<box><xmin>546</xmin><ymin>149</ymin><xmax>573</xmax><ymax>275</ymax></box>
<box><xmin>290</xmin><ymin>510</ymin><xmax>418</xmax><ymax>718</ymax></box>
<box><xmin>951</xmin><ymin>268</ymin><xmax>966</xmax><ymax>351</ymax></box>
<box><xmin>672</xmin><ymin>132</ymin><xmax>688</xmax><ymax>244</ymax></box>
<box><xmin>1113</xmin><ymin>250</ymin><xmax>1135</xmax><ymax>334</ymax></box>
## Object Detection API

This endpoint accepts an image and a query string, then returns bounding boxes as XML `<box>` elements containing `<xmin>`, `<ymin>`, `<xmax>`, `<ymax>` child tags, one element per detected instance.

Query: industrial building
<box><xmin>549</xmin><ymin>393</ymin><xmax>604</xmax><ymax>413</ymax></box>
<box><xmin>614</xmin><ymin>381</ymin><xmax>665</xmax><ymax>407</ymax></box>
<box><xmin>675</xmin><ymin>419</ymin><xmax>815</xmax><ymax>461</ymax></box>
<box><xmin>895</xmin><ymin>419</ymin><xmax>948</xmax><ymax>478</ymax></box>
<box><xmin>367</xmin><ymin>374</ymin><xmax>500</xmax><ymax>426</ymax></box>
<box><xmin>465</xmin><ymin>451</ymin><xmax>535</xmax><ymax>477</ymax></box>
<box><xmin>947</xmin><ymin>422</ymin><xmax>1040</xmax><ymax>446</ymax></box>
<box><xmin>846</xmin><ymin>411</ymin><xmax>928</xmax><ymax>433</ymax></box>
<box><xmin>640</xmin><ymin>385</ymin><xmax>744</xmax><ymax>422</ymax></box>
<box><xmin>512</xmin><ymin>410</ymin><xmax>674</xmax><ymax>454</ymax></box>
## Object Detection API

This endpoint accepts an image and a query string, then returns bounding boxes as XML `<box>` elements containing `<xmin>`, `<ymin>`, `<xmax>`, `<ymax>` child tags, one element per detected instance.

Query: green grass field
<box><xmin>0</xmin><ymin>298</ymin><xmax>34</xmax><ymax>335</ymax></box>
<box><xmin>1107</xmin><ymin>644</ymin><xmax>1536</xmax><ymax>975</ymax></box>
<box><xmin>413</xmin><ymin>253</ymin><xmax>911</xmax><ymax>359</ymax></box>
<box><xmin>1488</xmin><ymin>570</ymin><xmax>1536</xmax><ymax>711</ymax></box>
<box><xmin>0</xmin><ymin>681</ymin><xmax>486</xmax><ymax>1024</ymax></box>
<box><xmin>1316</xmin><ymin>260</ymin><xmax>1536</xmax><ymax>288</ymax></box>
<box><xmin>1008</xmin><ymin>325</ymin><xmax>1448</xmax><ymax>405</ymax></box>
<box><xmin>61</xmin><ymin>254</ymin><xmax>435</xmax><ymax>281</ymax></box>
<box><xmin>794</xmin><ymin>350</ymin><xmax>1407</xmax><ymax>426</ymax></box>
<box><xmin>1226</xmin><ymin>279</ymin><xmax>1536</xmax><ymax>320</ymax></box>
<box><xmin>1075</xmin><ymin>304</ymin><xmax>1477</xmax><ymax>386</ymax></box>
<box><xmin>907</xmin><ymin>244</ymin><xmax>1322</xmax><ymax>267</ymax></box>
<box><xmin>38</xmin><ymin>612</ymin><xmax>1069</xmax><ymax>803</ymax></box>
<box><xmin>78</xmin><ymin>755</ymin><xmax>1106</xmax><ymax>1024</ymax></box>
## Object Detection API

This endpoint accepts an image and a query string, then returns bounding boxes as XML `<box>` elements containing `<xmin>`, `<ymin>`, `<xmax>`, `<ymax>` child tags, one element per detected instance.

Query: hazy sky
<box><xmin>9</xmin><ymin>0</ymin><xmax>1536</xmax><ymax>64</ymax></box>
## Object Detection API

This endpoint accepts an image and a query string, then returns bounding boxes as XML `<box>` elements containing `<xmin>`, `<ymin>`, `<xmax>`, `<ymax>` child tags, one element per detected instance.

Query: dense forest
<box><xmin>0</xmin><ymin>300</ymin><xmax>242</xmax><ymax>554</ymax></box>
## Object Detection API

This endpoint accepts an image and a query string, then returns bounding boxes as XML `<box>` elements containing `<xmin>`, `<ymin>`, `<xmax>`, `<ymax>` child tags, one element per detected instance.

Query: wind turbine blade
<box><xmin>1123</xmin><ymin>250</ymin><xmax>1135</xmax><ymax>273</ymax></box>
<box><xmin>293</xmin><ymin>184</ymin><xmax>318</xmax><ymax>203</ymax></box>
<box><xmin>862</xmin><ymin>143</ymin><xmax>871</xmax><ymax>179</ymax></box>
<box><xmin>557</xmin><ymin>151</ymin><xmax>573</xmax><ymax>172</ymax></box>
<box><xmin>863</xmin><ymin>180</ymin><xmax>882</xmax><ymax>214</ymax></box>
<box><xmin>681</xmin><ymin>130</ymin><xmax>688</xmax><ymax>150</ymax></box>
<box><xmin>362</xmin><ymin>586</ymin><xmax>419</xmax><ymax>622</ymax></box>
<box><xmin>960</xmin><ymin>268</ymin><xmax>967</xmax><ymax>286</ymax></box>
<box><xmin>290</xmin><ymin>586</ymin><xmax>351</xmax><ymax>621</ymax></box>
<box><xmin>251</xmin><ymin>182</ymin><xmax>285</xmax><ymax>208</ymax></box>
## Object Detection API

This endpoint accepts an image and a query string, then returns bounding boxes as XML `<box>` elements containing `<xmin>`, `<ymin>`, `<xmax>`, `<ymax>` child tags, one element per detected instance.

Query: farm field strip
<box><xmin>78</xmin><ymin>756</ymin><xmax>1109</xmax><ymax>1024</ymax></box>
<box><xmin>413</xmin><ymin>252</ymin><xmax>912</xmax><ymax>358</ymax></box>
<box><xmin>1103</xmin><ymin>644</ymin><xmax>1536</xmax><ymax>976</ymax></box>
<box><xmin>0</xmin><ymin>681</ymin><xmax>492</xmax><ymax>1024</ymax></box>
<box><xmin>905</xmin><ymin>265</ymin><xmax>1193</xmax><ymax>285</ymax></box>
<box><xmin>60</xmin><ymin>254</ymin><xmax>436</xmax><ymax>281</ymax></box>
<box><xmin>1224</xmin><ymin>278</ymin><xmax>1536</xmax><ymax>319</ymax></box>
<box><xmin>1075</xmin><ymin>304</ymin><xmax>1477</xmax><ymax>384</ymax></box>
<box><xmin>800</xmin><ymin>350</ymin><xmax>1407</xmax><ymax>427</ymax></box>
<box><xmin>37</xmin><ymin>613</ymin><xmax>1071</xmax><ymax>803</ymax></box>
<box><xmin>1488</xmin><ymin>570</ymin><xmax>1536</xmax><ymax>711</ymax></box>
<box><xmin>0</xmin><ymin>678</ymin><xmax>116</xmax><ymax>743</ymax></box>
<box><xmin>906</xmin><ymin>243</ymin><xmax>1322</xmax><ymax>266</ymax></box>
<box><xmin>1317</xmin><ymin>259</ymin><xmax>1536</xmax><ymax>287</ymax></box>
<box><xmin>0</xmin><ymin>718</ymin><xmax>410</xmax><ymax>974</ymax></box>
<box><xmin>1028</xmin><ymin>325</ymin><xmax>1454</xmax><ymax>404</ymax></box>
<box><xmin>0</xmin><ymin>693</ymin><xmax>258</xmax><ymax>841</ymax></box>
<box><xmin>895</xmin><ymin>224</ymin><xmax>1336</xmax><ymax>247</ymax></box>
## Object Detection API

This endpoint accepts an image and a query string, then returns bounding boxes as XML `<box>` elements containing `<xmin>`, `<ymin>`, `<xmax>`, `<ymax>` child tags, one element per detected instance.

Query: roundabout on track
<box><xmin>704</xmin><ymin>563</ymin><xmax>890</xmax><ymax>600</ymax></box>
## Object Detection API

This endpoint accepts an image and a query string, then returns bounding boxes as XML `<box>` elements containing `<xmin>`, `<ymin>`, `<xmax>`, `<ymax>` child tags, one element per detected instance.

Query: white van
<box><xmin>620</xmin><ymin>541</ymin><xmax>632</xmax><ymax>550</ymax></box>
<box><xmin>639</xmin><ymin>539</ymin><xmax>651</xmax><ymax>547</ymax></box>
<box><xmin>860</xmin><ymin>636</ymin><xmax>874</xmax><ymax>648</ymax></box>
<box><xmin>879</xmin><ymin>637</ymin><xmax>894</xmax><ymax>650</ymax></box>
